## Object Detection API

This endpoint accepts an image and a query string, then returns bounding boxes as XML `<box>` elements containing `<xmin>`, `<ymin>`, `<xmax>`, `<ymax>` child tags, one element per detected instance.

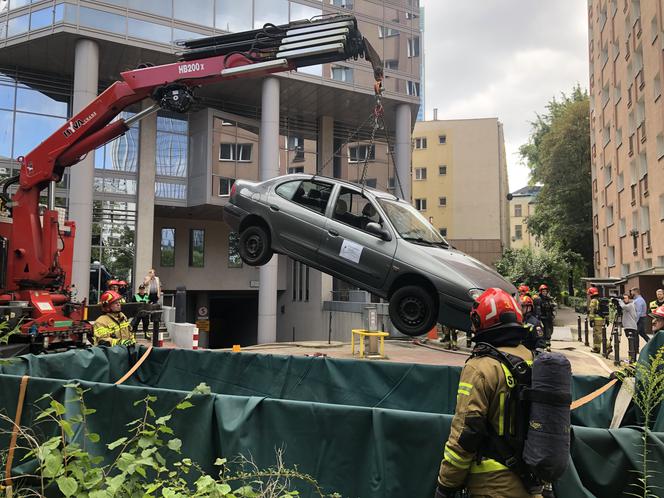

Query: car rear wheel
<box><xmin>239</xmin><ymin>225</ymin><xmax>273</xmax><ymax>266</ymax></box>
<box><xmin>389</xmin><ymin>285</ymin><xmax>437</xmax><ymax>336</ymax></box>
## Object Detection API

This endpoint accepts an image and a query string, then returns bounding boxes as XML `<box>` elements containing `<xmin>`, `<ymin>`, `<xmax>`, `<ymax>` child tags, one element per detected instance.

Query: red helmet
<box><xmin>649</xmin><ymin>304</ymin><xmax>664</xmax><ymax>320</ymax></box>
<box><xmin>100</xmin><ymin>290</ymin><xmax>122</xmax><ymax>310</ymax></box>
<box><xmin>587</xmin><ymin>286</ymin><xmax>599</xmax><ymax>296</ymax></box>
<box><xmin>518</xmin><ymin>285</ymin><xmax>530</xmax><ymax>294</ymax></box>
<box><xmin>107</xmin><ymin>279</ymin><xmax>120</xmax><ymax>287</ymax></box>
<box><xmin>539</xmin><ymin>284</ymin><xmax>549</xmax><ymax>292</ymax></box>
<box><xmin>520</xmin><ymin>295</ymin><xmax>534</xmax><ymax>308</ymax></box>
<box><xmin>471</xmin><ymin>288</ymin><xmax>523</xmax><ymax>333</ymax></box>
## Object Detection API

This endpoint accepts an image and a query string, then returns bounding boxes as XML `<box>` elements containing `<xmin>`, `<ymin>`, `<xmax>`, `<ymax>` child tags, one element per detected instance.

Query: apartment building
<box><xmin>0</xmin><ymin>0</ymin><xmax>421</xmax><ymax>346</ymax></box>
<box><xmin>588</xmin><ymin>0</ymin><xmax>664</xmax><ymax>295</ymax></box>
<box><xmin>509</xmin><ymin>185</ymin><xmax>542</xmax><ymax>251</ymax></box>
<box><xmin>411</xmin><ymin>116</ymin><xmax>510</xmax><ymax>266</ymax></box>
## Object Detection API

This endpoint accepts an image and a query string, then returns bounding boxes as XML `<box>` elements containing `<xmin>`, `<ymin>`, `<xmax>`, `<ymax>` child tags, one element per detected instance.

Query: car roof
<box><xmin>272</xmin><ymin>174</ymin><xmax>403</xmax><ymax>202</ymax></box>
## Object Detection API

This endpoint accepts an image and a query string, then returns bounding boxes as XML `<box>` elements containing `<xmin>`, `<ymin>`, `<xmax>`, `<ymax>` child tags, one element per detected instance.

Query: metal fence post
<box><xmin>584</xmin><ymin>317</ymin><xmax>590</xmax><ymax>347</ymax></box>
<box><xmin>577</xmin><ymin>316</ymin><xmax>582</xmax><ymax>342</ymax></box>
<box><xmin>601</xmin><ymin>323</ymin><xmax>608</xmax><ymax>358</ymax></box>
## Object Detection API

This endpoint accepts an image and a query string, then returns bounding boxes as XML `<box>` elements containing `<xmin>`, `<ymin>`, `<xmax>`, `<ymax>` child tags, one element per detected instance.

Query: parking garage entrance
<box><xmin>208</xmin><ymin>291</ymin><xmax>258</xmax><ymax>348</ymax></box>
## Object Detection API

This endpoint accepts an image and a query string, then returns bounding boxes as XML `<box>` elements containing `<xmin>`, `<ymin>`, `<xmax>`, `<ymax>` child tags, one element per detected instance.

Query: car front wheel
<box><xmin>239</xmin><ymin>225</ymin><xmax>273</xmax><ymax>266</ymax></box>
<box><xmin>389</xmin><ymin>285</ymin><xmax>437</xmax><ymax>336</ymax></box>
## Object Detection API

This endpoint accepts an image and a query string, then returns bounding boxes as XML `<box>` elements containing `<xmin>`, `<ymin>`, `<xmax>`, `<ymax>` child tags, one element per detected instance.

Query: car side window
<box><xmin>333</xmin><ymin>188</ymin><xmax>382</xmax><ymax>233</ymax></box>
<box><xmin>277</xmin><ymin>180</ymin><xmax>332</xmax><ymax>215</ymax></box>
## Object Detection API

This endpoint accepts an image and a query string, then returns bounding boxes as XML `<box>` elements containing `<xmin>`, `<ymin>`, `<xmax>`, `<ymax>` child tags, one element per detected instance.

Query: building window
<box><xmin>407</xmin><ymin>36</ymin><xmax>420</xmax><ymax>57</ymax></box>
<box><xmin>292</xmin><ymin>260</ymin><xmax>310</xmax><ymax>302</ymax></box>
<box><xmin>287</xmin><ymin>135</ymin><xmax>304</xmax><ymax>161</ymax></box>
<box><xmin>414</xmin><ymin>137</ymin><xmax>427</xmax><ymax>149</ymax></box>
<box><xmin>407</xmin><ymin>81</ymin><xmax>420</xmax><ymax>96</ymax></box>
<box><xmin>514</xmin><ymin>225</ymin><xmax>523</xmax><ymax>240</ymax></box>
<box><xmin>438</xmin><ymin>196</ymin><xmax>447</xmax><ymax>207</ymax></box>
<box><xmin>388</xmin><ymin>177</ymin><xmax>395</xmax><ymax>189</ymax></box>
<box><xmin>160</xmin><ymin>228</ymin><xmax>175</xmax><ymax>267</ymax></box>
<box><xmin>384</xmin><ymin>59</ymin><xmax>398</xmax><ymax>70</ymax></box>
<box><xmin>415</xmin><ymin>167</ymin><xmax>427</xmax><ymax>180</ymax></box>
<box><xmin>606</xmin><ymin>205</ymin><xmax>614</xmax><ymax>226</ymax></box>
<box><xmin>218</xmin><ymin>177</ymin><xmax>235</xmax><ymax>196</ymax></box>
<box><xmin>378</xmin><ymin>26</ymin><xmax>399</xmax><ymax>38</ymax></box>
<box><xmin>415</xmin><ymin>198</ymin><xmax>427</xmax><ymax>211</ymax></box>
<box><xmin>189</xmin><ymin>229</ymin><xmax>205</xmax><ymax>267</ymax></box>
<box><xmin>219</xmin><ymin>143</ymin><xmax>252</xmax><ymax>161</ymax></box>
<box><xmin>365</xmin><ymin>178</ymin><xmax>377</xmax><ymax>188</ymax></box>
<box><xmin>288</xmin><ymin>166</ymin><xmax>304</xmax><ymax>174</ymax></box>
<box><xmin>439</xmin><ymin>135</ymin><xmax>447</xmax><ymax>144</ymax></box>
<box><xmin>608</xmin><ymin>245</ymin><xmax>616</xmax><ymax>267</ymax></box>
<box><xmin>156</xmin><ymin>115</ymin><xmax>188</xmax><ymax>177</ymax></box>
<box><xmin>439</xmin><ymin>227</ymin><xmax>447</xmax><ymax>237</ymax></box>
<box><xmin>331</xmin><ymin>65</ymin><xmax>353</xmax><ymax>82</ymax></box>
<box><xmin>228</xmin><ymin>232</ymin><xmax>242</xmax><ymax>268</ymax></box>
<box><xmin>514</xmin><ymin>204</ymin><xmax>522</xmax><ymax>217</ymax></box>
<box><xmin>348</xmin><ymin>144</ymin><xmax>375</xmax><ymax>162</ymax></box>
<box><xmin>331</xmin><ymin>0</ymin><xmax>353</xmax><ymax>8</ymax></box>
<box><xmin>438</xmin><ymin>165</ymin><xmax>447</xmax><ymax>175</ymax></box>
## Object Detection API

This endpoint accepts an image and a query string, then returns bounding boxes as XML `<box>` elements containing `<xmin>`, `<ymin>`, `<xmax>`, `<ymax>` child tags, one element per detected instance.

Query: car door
<box><xmin>267</xmin><ymin>179</ymin><xmax>333</xmax><ymax>264</ymax></box>
<box><xmin>318</xmin><ymin>186</ymin><xmax>397</xmax><ymax>290</ymax></box>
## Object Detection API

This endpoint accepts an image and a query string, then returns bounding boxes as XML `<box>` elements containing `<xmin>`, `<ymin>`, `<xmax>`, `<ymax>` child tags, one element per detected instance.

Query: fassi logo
<box><xmin>62</xmin><ymin>111</ymin><xmax>97</xmax><ymax>138</ymax></box>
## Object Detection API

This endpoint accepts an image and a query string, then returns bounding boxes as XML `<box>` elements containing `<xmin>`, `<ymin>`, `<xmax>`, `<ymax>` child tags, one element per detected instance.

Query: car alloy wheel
<box><xmin>389</xmin><ymin>284</ymin><xmax>436</xmax><ymax>337</ymax></box>
<box><xmin>239</xmin><ymin>225</ymin><xmax>273</xmax><ymax>266</ymax></box>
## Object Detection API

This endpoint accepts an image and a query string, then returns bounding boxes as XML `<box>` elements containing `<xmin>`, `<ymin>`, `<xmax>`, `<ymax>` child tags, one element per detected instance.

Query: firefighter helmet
<box><xmin>587</xmin><ymin>286</ymin><xmax>599</xmax><ymax>296</ymax></box>
<box><xmin>520</xmin><ymin>295</ymin><xmax>534</xmax><ymax>309</ymax></box>
<box><xmin>518</xmin><ymin>284</ymin><xmax>530</xmax><ymax>294</ymax></box>
<box><xmin>100</xmin><ymin>290</ymin><xmax>122</xmax><ymax>310</ymax></box>
<box><xmin>539</xmin><ymin>284</ymin><xmax>549</xmax><ymax>292</ymax></box>
<box><xmin>649</xmin><ymin>304</ymin><xmax>664</xmax><ymax>320</ymax></box>
<box><xmin>470</xmin><ymin>288</ymin><xmax>523</xmax><ymax>333</ymax></box>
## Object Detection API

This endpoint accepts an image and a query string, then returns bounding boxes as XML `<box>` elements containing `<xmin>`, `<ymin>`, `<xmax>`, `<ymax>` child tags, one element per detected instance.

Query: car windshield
<box><xmin>377</xmin><ymin>198</ymin><xmax>448</xmax><ymax>245</ymax></box>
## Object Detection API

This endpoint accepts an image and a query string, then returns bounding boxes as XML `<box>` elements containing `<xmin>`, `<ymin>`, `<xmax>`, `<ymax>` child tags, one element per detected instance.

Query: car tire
<box><xmin>389</xmin><ymin>285</ymin><xmax>437</xmax><ymax>337</ymax></box>
<box><xmin>239</xmin><ymin>225</ymin><xmax>273</xmax><ymax>266</ymax></box>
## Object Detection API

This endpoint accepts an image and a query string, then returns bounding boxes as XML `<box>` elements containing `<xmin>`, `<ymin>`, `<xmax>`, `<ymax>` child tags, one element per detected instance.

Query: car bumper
<box><xmin>222</xmin><ymin>203</ymin><xmax>247</xmax><ymax>230</ymax></box>
<box><xmin>438</xmin><ymin>292</ymin><xmax>473</xmax><ymax>332</ymax></box>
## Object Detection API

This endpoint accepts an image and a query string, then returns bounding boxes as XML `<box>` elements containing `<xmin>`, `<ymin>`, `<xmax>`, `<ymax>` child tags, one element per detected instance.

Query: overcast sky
<box><xmin>423</xmin><ymin>1</ymin><xmax>589</xmax><ymax>191</ymax></box>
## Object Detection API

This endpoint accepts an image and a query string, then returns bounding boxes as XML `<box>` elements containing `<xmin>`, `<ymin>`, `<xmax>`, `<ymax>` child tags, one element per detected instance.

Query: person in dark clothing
<box><xmin>534</xmin><ymin>284</ymin><xmax>556</xmax><ymax>350</ymax></box>
<box><xmin>131</xmin><ymin>284</ymin><xmax>151</xmax><ymax>339</ymax></box>
<box><xmin>520</xmin><ymin>295</ymin><xmax>546</xmax><ymax>351</ymax></box>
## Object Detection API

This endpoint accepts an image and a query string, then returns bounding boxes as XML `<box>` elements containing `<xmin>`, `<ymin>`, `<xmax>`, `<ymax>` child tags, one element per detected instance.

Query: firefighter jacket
<box><xmin>437</xmin><ymin>344</ymin><xmax>540</xmax><ymax>498</ymax></box>
<box><xmin>649</xmin><ymin>299</ymin><xmax>664</xmax><ymax>313</ymax></box>
<box><xmin>535</xmin><ymin>294</ymin><xmax>555</xmax><ymax>321</ymax></box>
<box><xmin>523</xmin><ymin>315</ymin><xmax>546</xmax><ymax>351</ymax></box>
<box><xmin>93</xmin><ymin>312</ymin><xmax>134</xmax><ymax>346</ymax></box>
<box><xmin>588</xmin><ymin>298</ymin><xmax>603</xmax><ymax>322</ymax></box>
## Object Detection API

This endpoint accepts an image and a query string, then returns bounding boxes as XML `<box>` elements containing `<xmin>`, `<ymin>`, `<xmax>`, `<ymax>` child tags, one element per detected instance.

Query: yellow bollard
<box><xmin>232</xmin><ymin>344</ymin><xmax>241</xmax><ymax>352</ymax></box>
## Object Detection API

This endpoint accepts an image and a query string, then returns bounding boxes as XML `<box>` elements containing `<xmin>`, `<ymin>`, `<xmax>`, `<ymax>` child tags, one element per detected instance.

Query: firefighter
<box><xmin>649</xmin><ymin>304</ymin><xmax>664</xmax><ymax>335</ymax></box>
<box><xmin>441</xmin><ymin>324</ymin><xmax>458</xmax><ymax>351</ymax></box>
<box><xmin>518</xmin><ymin>284</ymin><xmax>530</xmax><ymax>297</ymax></box>
<box><xmin>94</xmin><ymin>290</ymin><xmax>135</xmax><ymax>347</ymax></box>
<box><xmin>521</xmin><ymin>295</ymin><xmax>546</xmax><ymax>351</ymax></box>
<box><xmin>535</xmin><ymin>284</ymin><xmax>556</xmax><ymax>350</ymax></box>
<box><xmin>587</xmin><ymin>287</ymin><xmax>610</xmax><ymax>354</ymax></box>
<box><xmin>435</xmin><ymin>288</ymin><xmax>542</xmax><ymax>498</ymax></box>
<box><xmin>107</xmin><ymin>279</ymin><xmax>127</xmax><ymax>303</ymax></box>
<box><xmin>649</xmin><ymin>289</ymin><xmax>664</xmax><ymax>314</ymax></box>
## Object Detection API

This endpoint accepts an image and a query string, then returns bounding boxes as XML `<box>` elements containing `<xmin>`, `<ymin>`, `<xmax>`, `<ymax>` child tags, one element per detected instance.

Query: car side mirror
<box><xmin>366</xmin><ymin>222</ymin><xmax>391</xmax><ymax>241</ymax></box>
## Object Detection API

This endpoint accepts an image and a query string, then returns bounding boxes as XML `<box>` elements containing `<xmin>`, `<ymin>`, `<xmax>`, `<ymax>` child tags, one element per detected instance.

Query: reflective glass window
<box><xmin>160</xmin><ymin>228</ymin><xmax>175</xmax><ymax>267</ymax></box>
<box><xmin>0</xmin><ymin>85</ymin><xmax>14</xmax><ymax>110</ymax></box>
<box><xmin>0</xmin><ymin>109</ymin><xmax>13</xmax><ymax>158</ymax></box>
<box><xmin>13</xmin><ymin>113</ymin><xmax>65</xmax><ymax>156</ymax></box>
<box><xmin>53</xmin><ymin>3</ymin><xmax>64</xmax><ymax>23</ymax></box>
<box><xmin>128</xmin><ymin>18</ymin><xmax>171</xmax><ymax>44</ymax></box>
<box><xmin>173</xmin><ymin>28</ymin><xmax>207</xmax><ymax>42</ymax></box>
<box><xmin>290</xmin><ymin>2</ymin><xmax>321</xmax><ymax>21</ymax></box>
<box><xmin>79</xmin><ymin>7</ymin><xmax>126</xmax><ymax>35</ymax></box>
<box><xmin>175</xmin><ymin>0</ymin><xmax>213</xmax><ymax>27</ymax></box>
<box><xmin>97</xmin><ymin>0</ymin><xmax>128</xmax><ymax>7</ymax></box>
<box><xmin>156</xmin><ymin>115</ymin><xmax>187</xmax><ymax>177</ymax></box>
<box><xmin>298</xmin><ymin>65</ymin><xmax>322</xmax><ymax>77</ymax></box>
<box><xmin>16</xmin><ymin>88</ymin><xmax>67</xmax><ymax>116</ymax></box>
<box><xmin>228</xmin><ymin>232</ymin><xmax>241</xmax><ymax>268</ymax></box>
<box><xmin>156</xmin><ymin>182</ymin><xmax>186</xmax><ymax>200</ymax></box>
<box><xmin>9</xmin><ymin>0</ymin><xmax>29</xmax><ymax>10</ymax></box>
<box><xmin>7</xmin><ymin>14</ymin><xmax>28</xmax><ymax>37</ymax></box>
<box><xmin>128</xmin><ymin>0</ymin><xmax>169</xmax><ymax>17</ymax></box>
<box><xmin>30</xmin><ymin>6</ymin><xmax>53</xmax><ymax>30</ymax></box>
<box><xmin>188</xmin><ymin>229</ymin><xmax>204</xmax><ymax>267</ymax></box>
<box><xmin>215</xmin><ymin>0</ymin><xmax>251</xmax><ymax>32</ymax></box>
<box><xmin>254</xmin><ymin>0</ymin><xmax>287</xmax><ymax>29</ymax></box>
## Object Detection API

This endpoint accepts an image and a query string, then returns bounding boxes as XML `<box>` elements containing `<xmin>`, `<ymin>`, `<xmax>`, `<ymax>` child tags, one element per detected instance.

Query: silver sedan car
<box><xmin>223</xmin><ymin>174</ymin><xmax>516</xmax><ymax>336</ymax></box>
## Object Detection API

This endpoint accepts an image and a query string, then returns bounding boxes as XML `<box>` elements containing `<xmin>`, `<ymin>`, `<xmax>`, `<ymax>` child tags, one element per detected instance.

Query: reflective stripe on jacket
<box><xmin>94</xmin><ymin>312</ymin><xmax>134</xmax><ymax>346</ymax></box>
<box><xmin>437</xmin><ymin>343</ymin><xmax>538</xmax><ymax>497</ymax></box>
<box><xmin>588</xmin><ymin>298</ymin><xmax>603</xmax><ymax>321</ymax></box>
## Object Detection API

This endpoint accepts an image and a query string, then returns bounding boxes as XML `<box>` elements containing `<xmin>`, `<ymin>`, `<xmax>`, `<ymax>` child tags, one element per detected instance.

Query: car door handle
<box><xmin>269</xmin><ymin>204</ymin><xmax>280</xmax><ymax>211</ymax></box>
<box><xmin>328</xmin><ymin>229</ymin><xmax>339</xmax><ymax>237</ymax></box>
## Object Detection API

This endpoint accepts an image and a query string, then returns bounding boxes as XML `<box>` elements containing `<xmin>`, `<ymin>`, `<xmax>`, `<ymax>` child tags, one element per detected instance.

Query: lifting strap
<box><xmin>115</xmin><ymin>345</ymin><xmax>153</xmax><ymax>385</ymax></box>
<box><xmin>570</xmin><ymin>378</ymin><xmax>618</xmax><ymax>410</ymax></box>
<box><xmin>4</xmin><ymin>375</ymin><xmax>29</xmax><ymax>495</ymax></box>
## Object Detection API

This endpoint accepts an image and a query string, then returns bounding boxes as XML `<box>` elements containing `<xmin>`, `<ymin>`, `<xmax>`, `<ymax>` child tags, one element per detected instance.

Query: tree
<box><xmin>519</xmin><ymin>86</ymin><xmax>593</xmax><ymax>274</ymax></box>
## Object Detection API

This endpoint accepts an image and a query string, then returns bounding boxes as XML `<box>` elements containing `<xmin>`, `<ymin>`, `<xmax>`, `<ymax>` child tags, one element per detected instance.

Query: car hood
<box><xmin>399</xmin><ymin>242</ymin><xmax>516</xmax><ymax>294</ymax></box>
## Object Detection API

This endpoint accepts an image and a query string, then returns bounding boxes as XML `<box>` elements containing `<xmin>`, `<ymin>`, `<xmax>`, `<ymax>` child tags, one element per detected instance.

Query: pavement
<box><xmin>138</xmin><ymin>305</ymin><xmax>653</xmax><ymax>377</ymax></box>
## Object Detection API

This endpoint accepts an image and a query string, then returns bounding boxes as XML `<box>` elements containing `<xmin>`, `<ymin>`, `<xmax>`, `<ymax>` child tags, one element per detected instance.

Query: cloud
<box><xmin>423</xmin><ymin>0</ymin><xmax>589</xmax><ymax>190</ymax></box>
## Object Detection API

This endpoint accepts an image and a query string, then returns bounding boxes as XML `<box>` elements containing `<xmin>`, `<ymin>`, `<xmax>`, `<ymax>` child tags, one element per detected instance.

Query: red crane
<box><xmin>0</xmin><ymin>14</ymin><xmax>383</xmax><ymax>354</ymax></box>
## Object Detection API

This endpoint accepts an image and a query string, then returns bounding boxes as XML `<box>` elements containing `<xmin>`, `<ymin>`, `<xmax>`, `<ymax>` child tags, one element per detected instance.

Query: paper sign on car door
<box><xmin>340</xmin><ymin>239</ymin><xmax>363</xmax><ymax>263</ymax></box>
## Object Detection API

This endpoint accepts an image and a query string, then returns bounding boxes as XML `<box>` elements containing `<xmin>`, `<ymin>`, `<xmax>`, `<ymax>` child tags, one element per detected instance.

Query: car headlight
<box><xmin>468</xmin><ymin>288</ymin><xmax>484</xmax><ymax>301</ymax></box>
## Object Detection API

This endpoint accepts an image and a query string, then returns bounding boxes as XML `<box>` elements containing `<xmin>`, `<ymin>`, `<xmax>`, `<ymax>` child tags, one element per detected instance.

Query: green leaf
<box><xmin>155</xmin><ymin>414</ymin><xmax>172</xmax><ymax>425</ymax></box>
<box><xmin>50</xmin><ymin>399</ymin><xmax>66</xmax><ymax>416</ymax></box>
<box><xmin>192</xmin><ymin>382</ymin><xmax>211</xmax><ymax>395</ymax></box>
<box><xmin>87</xmin><ymin>432</ymin><xmax>100</xmax><ymax>443</ymax></box>
<box><xmin>60</xmin><ymin>419</ymin><xmax>74</xmax><ymax>438</ymax></box>
<box><xmin>214</xmin><ymin>457</ymin><xmax>227</xmax><ymax>466</ymax></box>
<box><xmin>107</xmin><ymin>437</ymin><xmax>128</xmax><ymax>450</ymax></box>
<box><xmin>175</xmin><ymin>401</ymin><xmax>193</xmax><ymax>410</ymax></box>
<box><xmin>56</xmin><ymin>476</ymin><xmax>78</xmax><ymax>497</ymax></box>
<box><xmin>43</xmin><ymin>450</ymin><xmax>63</xmax><ymax>478</ymax></box>
<box><xmin>83</xmin><ymin>408</ymin><xmax>97</xmax><ymax>415</ymax></box>
<box><xmin>167</xmin><ymin>438</ymin><xmax>182</xmax><ymax>452</ymax></box>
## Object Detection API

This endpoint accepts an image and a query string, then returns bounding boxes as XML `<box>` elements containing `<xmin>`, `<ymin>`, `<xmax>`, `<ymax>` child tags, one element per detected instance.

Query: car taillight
<box><xmin>230</xmin><ymin>182</ymin><xmax>237</xmax><ymax>197</ymax></box>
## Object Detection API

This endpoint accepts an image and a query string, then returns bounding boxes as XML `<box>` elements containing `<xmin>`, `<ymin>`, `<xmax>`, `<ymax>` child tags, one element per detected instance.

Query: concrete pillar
<box><xmin>257</xmin><ymin>77</ymin><xmax>280</xmax><ymax>344</ymax></box>
<box><xmin>317</xmin><ymin>115</ymin><xmax>334</xmax><ymax>175</ymax></box>
<box><xmin>395</xmin><ymin>104</ymin><xmax>412</xmax><ymax>202</ymax></box>
<box><xmin>69</xmin><ymin>39</ymin><xmax>99</xmax><ymax>302</ymax></box>
<box><xmin>134</xmin><ymin>100</ymin><xmax>158</xmax><ymax>291</ymax></box>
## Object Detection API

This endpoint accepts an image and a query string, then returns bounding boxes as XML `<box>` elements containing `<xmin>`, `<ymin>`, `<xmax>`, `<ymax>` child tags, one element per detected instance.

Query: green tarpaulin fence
<box><xmin>1</xmin><ymin>336</ymin><xmax>664</xmax><ymax>498</ymax></box>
